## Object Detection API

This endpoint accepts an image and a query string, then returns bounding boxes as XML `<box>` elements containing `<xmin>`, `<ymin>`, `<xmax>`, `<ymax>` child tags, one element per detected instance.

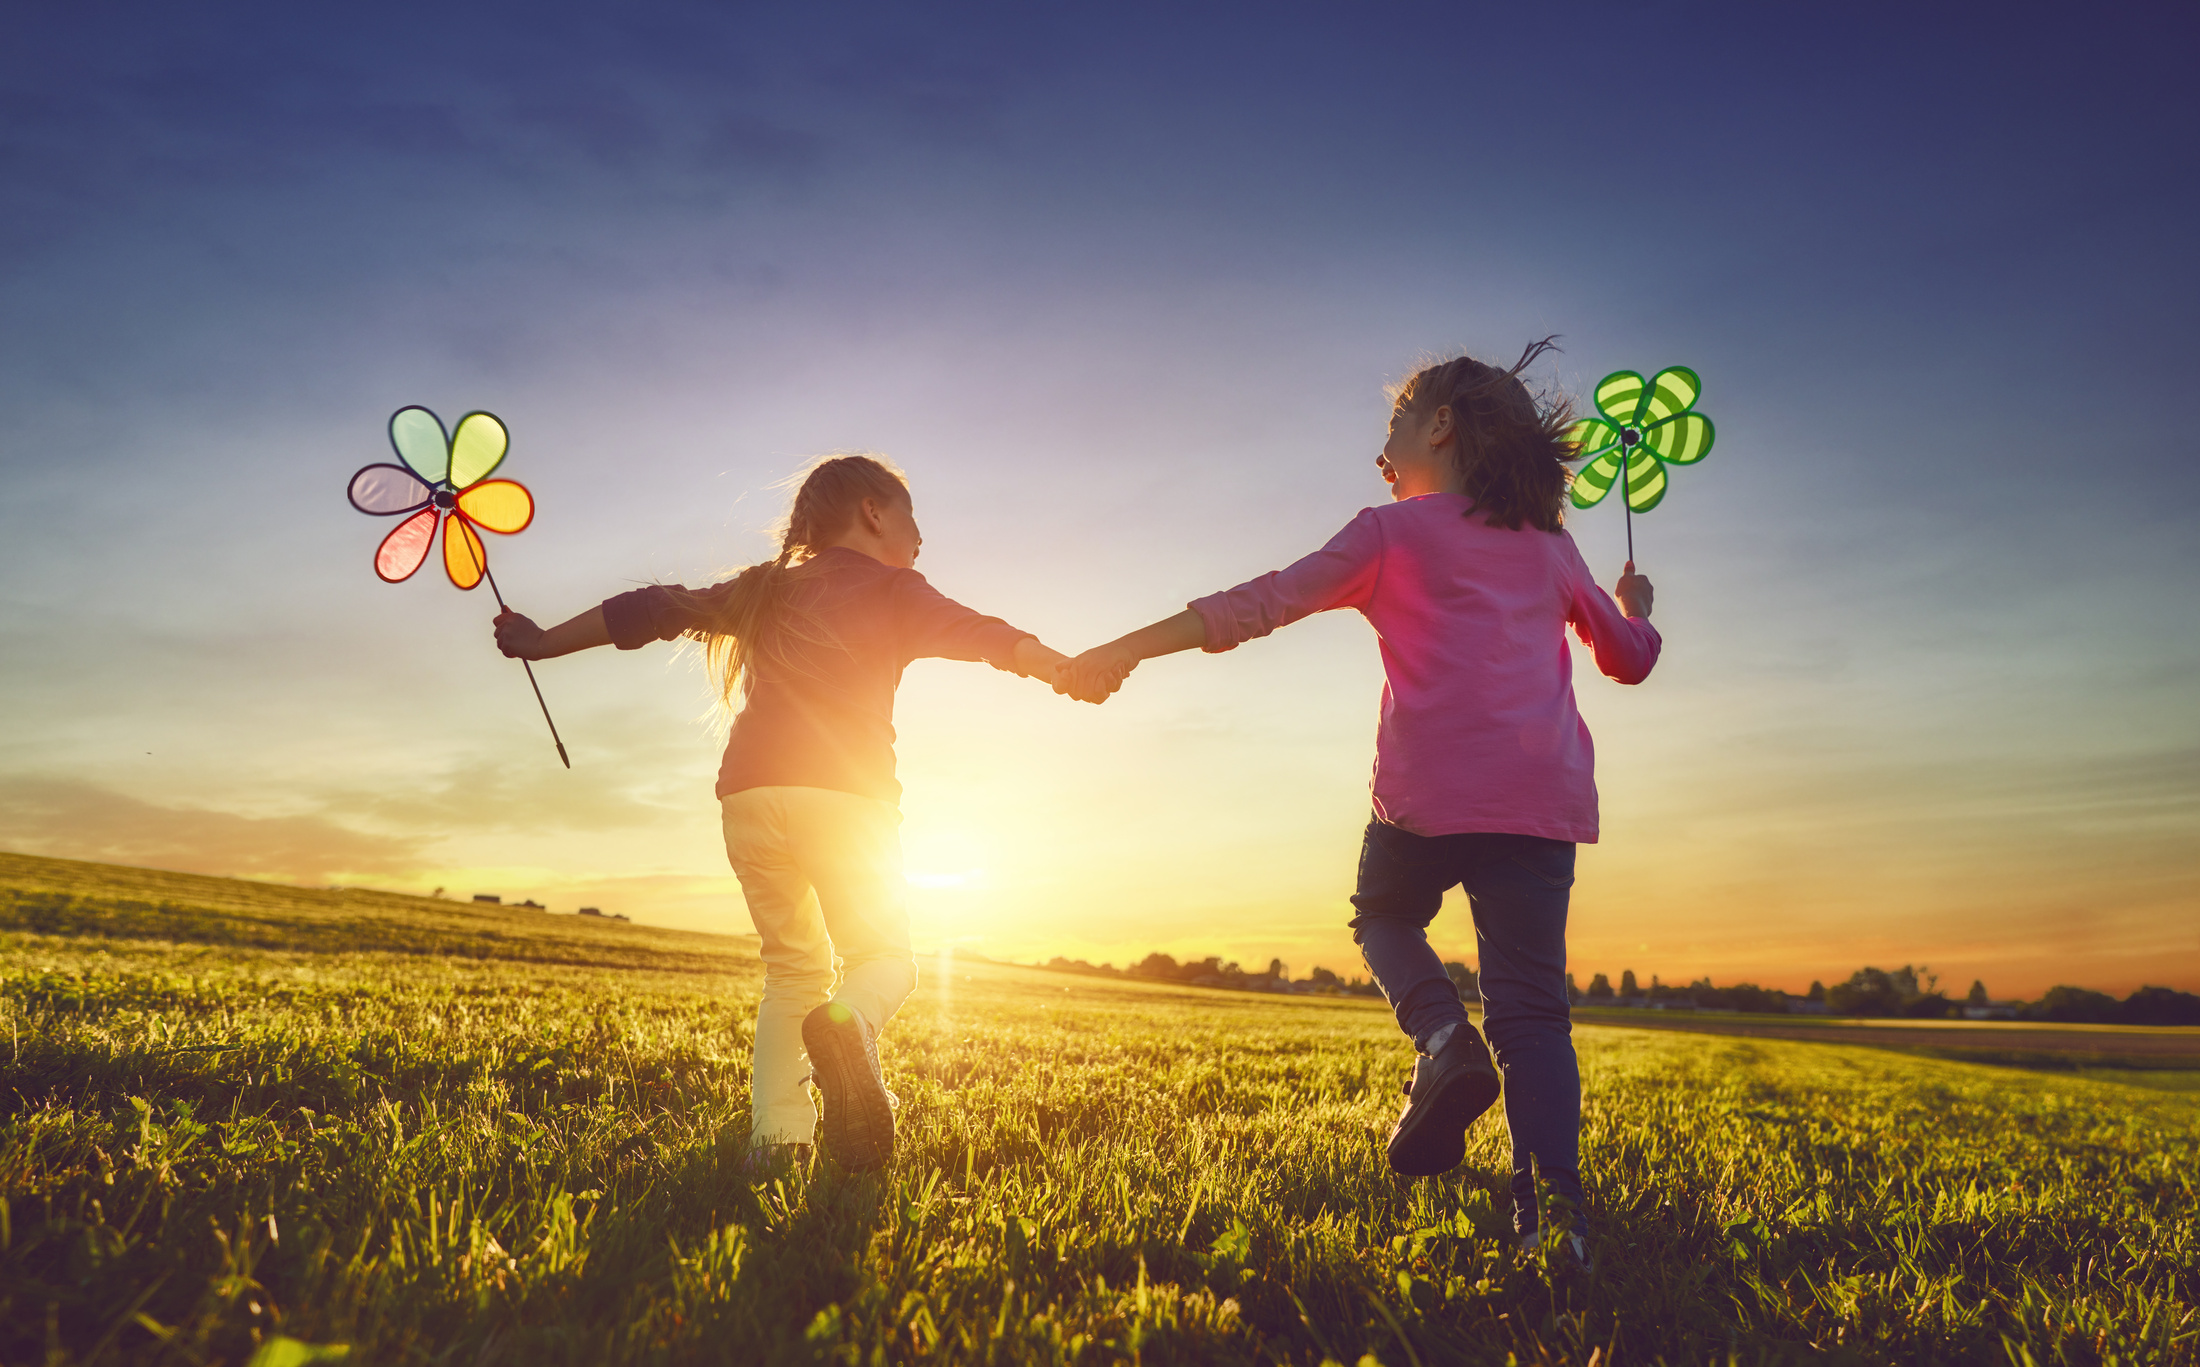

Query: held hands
<box><xmin>493</xmin><ymin>608</ymin><xmax>548</xmax><ymax>660</ymax></box>
<box><xmin>1015</xmin><ymin>635</ymin><xmax>1134</xmax><ymax>704</ymax></box>
<box><xmin>1616</xmin><ymin>561</ymin><xmax>1655</xmax><ymax>619</ymax></box>
<box><xmin>1058</xmin><ymin>643</ymin><xmax>1137</xmax><ymax>704</ymax></box>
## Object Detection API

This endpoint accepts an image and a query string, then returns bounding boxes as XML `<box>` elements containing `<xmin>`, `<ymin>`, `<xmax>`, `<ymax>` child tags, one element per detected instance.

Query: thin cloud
<box><xmin>0</xmin><ymin>777</ymin><xmax>425</xmax><ymax>882</ymax></box>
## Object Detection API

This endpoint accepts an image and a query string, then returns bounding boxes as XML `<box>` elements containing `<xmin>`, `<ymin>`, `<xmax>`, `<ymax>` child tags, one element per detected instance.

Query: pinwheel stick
<box><xmin>1621</xmin><ymin>449</ymin><xmax>1636</xmax><ymax>565</ymax></box>
<box><xmin>462</xmin><ymin>538</ymin><xmax>570</xmax><ymax>769</ymax></box>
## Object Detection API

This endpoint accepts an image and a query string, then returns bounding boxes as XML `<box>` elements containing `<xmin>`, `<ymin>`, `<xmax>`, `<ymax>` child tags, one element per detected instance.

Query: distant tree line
<box><xmin>1039</xmin><ymin>951</ymin><xmax>1478</xmax><ymax>1001</ymax></box>
<box><xmin>1034</xmin><ymin>952</ymin><xmax>2198</xmax><ymax>1025</ymax></box>
<box><xmin>1574</xmin><ymin>964</ymin><xmax>2200</xmax><ymax>1025</ymax></box>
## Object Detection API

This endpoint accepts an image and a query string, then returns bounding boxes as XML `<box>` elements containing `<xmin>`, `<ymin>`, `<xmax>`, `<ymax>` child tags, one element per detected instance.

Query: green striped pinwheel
<box><xmin>1565</xmin><ymin>367</ymin><xmax>1715</xmax><ymax>512</ymax></box>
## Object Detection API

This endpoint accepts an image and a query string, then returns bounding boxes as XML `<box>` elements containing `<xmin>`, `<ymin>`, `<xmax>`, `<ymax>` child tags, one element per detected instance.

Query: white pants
<box><xmin>722</xmin><ymin>786</ymin><xmax>917</xmax><ymax>1148</ymax></box>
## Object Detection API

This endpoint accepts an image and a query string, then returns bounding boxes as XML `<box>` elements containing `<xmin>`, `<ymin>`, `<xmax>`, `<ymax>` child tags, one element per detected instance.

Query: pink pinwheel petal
<box><xmin>375</xmin><ymin>508</ymin><xmax>438</xmax><ymax>582</ymax></box>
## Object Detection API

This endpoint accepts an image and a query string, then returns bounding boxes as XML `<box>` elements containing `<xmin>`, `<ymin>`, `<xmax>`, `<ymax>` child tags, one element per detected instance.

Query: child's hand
<box><xmin>1061</xmin><ymin>645</ymin><xmax>1136</xmax><ymax>704</ymax></box>
<box><xmin>1013</xmin><ymin>637</ymin><xmax>1072</xmax><ymax>688</ymax></box>
<box><xmin>493</xmin><ymin>608</ymin><xmax>547</xmax><ymax>659</ymax></box>
<box><xmin>1616</xmin><ymin>561</ymin><xmax>1654</xmax><ymax>619</ymax></box>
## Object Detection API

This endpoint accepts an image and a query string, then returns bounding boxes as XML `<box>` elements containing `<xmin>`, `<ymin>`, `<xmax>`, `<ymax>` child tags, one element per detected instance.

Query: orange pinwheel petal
<box><xmin>443</xmin><ymin>514</ymin><xmax>488</xmax><ymax>590</ymax></box>
<box><xmin>455</xmin><ymin>478</ymin><xmax>534</xmax><ymax>534</ymax></box>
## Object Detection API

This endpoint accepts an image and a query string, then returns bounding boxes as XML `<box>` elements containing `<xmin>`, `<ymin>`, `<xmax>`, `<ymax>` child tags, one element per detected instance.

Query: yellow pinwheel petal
<box><xmin>455</xmin><ymin>479</ymin><xmax>534</xmax><ymax>534</ymax></box>
<box><xmin>1563</xmin><ymin>417</ymin><xmax>1621</xmax><ymax>462</ymax></box>
<box><xmin>1570</xmin><ymin>449</ymin><xmax>1623</xmax><ymax>508</ymax></box>
<box><xmin>1643</xmin><ymin>411</ymin><xmax>1715</xmax><ymax>465</ymax></box>
<box><xmin>1622</xmin><ymin>452</ymin><xmax>1668</xmax><ymax>511</ymax></box>
<box><xmin>443</xmin><ymin>514</ymin><xmax>488</xmax><ymax>590</ymax></box>
<box><xmin>450</xmin><ymin>411</ymin><xmax>509</xmax><ymax>488</ymax></box>
<box><xmin>1638</xmin><ymin>367</ymin><xmax>1702</xmax><ymax>426</ymax></box>
<box><xmin>1593</xmin><ymin>371</ymin><xmax>1647</xmax><ymax>426</ymax></box>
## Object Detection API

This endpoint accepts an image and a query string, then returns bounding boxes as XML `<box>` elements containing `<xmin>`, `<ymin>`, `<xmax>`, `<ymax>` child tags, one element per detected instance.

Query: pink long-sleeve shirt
<box><xmin>1188</xmin><ymin>492</ymin><xmax>1660</xmax><ymax>843</ymax></box>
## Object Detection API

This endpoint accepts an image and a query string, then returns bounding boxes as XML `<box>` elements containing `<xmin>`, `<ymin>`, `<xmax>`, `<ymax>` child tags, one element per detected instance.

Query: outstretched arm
<box><xmin>494</xmin><ymin>606</ymin><xmax>612</xmax><ymax>660</ymax></box>
<box><xmin>1012</xmin><ymin>636</ymin><xmax>1073</xmax><ymax>690</ymax></box>
<box><xmin>1061</xmin><ymin>610</ymin><xmax>1207</xmax><ymax>702</ymax></box>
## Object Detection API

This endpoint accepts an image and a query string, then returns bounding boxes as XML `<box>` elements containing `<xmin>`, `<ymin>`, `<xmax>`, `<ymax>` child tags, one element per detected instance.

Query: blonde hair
<box><xmin>673</xmin><ymin>454</ymin><xmax>910</xmax><ymax>717</ymax></box>
<box><xmin>1390</xmin><ymin>337</ymin><xmax>1577</xmax><ymax>533</ymax></box>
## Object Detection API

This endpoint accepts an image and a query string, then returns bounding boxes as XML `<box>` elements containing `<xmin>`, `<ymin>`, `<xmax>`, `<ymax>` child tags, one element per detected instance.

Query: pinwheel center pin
<box><xmin>345</xmin><ymin>406</ymin><xmax>570</xmax><ymax>768</ymax></box>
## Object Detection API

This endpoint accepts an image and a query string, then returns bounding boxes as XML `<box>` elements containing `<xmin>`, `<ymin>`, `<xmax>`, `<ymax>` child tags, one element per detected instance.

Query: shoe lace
<box><xmin>862</xmin><ymin>1022</ymin><xmax>900</xmax><ymax>1108</ymax></box>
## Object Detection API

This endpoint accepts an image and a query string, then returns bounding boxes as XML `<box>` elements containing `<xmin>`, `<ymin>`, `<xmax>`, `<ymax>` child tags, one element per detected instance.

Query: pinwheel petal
<box><xmin>1570</xmin><ymin>449</ymin><xmax>1623</xmax><ymax>508</ymax></box>
<box><xmin>1562</xmin><ymin>417</ymin><xmax>1621</xmax><ymax>463</ymax></box>
<box><xmin>450</xmin><ymin>411</ymin><xmax>509</xmax><ymax>488</ymax></box>
<box><xmin>1622</xmin><ymin>451</ymin><xmax>1668</xmax><ymax>512</ymax></box>
<box><xmin>348</xmin><ymin>463</ymin><xmax>432</xmax><ymax>515</ymax></box>
<box><xmin>1592</xmin><ymin>371</ymin><xmax>1648</xmax><ymax>426</ymax></box>
<box><xmin>375</xmin><ymin>508</ymin><xmax>438</xmax><ymax>582</ymax></box>
<box><xmin>1643</xmin><ymin>411</ymin><xmax>1715</xmax><ymax>465</ymax></box>
<box><xmin>390</xmin><ymin>406</ymin><xmax>450</xmax><ymax>484</ymax></box>
<box><xmin>1639</xmin><ymin>367</ymin><xmax>1702</xmax><ymax>426</ymax></box>
<box><xmin>455</xmin><ymin>478</ymin><xmax>534</xmax><ymax>534</ymax></box>
<box><xmin>443</xmin><ymin>514</ymin><xmax>488</xmax><ymax>590</ymax></box>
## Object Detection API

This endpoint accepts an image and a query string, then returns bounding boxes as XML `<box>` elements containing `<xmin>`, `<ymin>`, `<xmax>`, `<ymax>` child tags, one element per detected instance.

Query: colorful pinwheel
<box><xmin>347</xmin><ymin>407</ymin><xmax>535</xmax><ymax>588</ymax></box>
<box><xmin>1562</xmin><ymin>366</ymin><xmax>1715</xmax><ymax>562</ymax></box>
<box><xmin>345</xmin><ymin>406</ymin><xmax>569</xmax><ymax>767</ymax></box>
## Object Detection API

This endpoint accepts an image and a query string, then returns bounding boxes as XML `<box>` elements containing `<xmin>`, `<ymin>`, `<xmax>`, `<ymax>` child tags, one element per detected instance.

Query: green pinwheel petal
<box><xmin>1593</xmin><ymin>371</ymin><xmax>1648</xmax><ymax>425</ymax></box>
<box><xmin>1623</xmin><ymin>451</ymin><xmax>1668</xmax><ymax>511</ymax></box>
<box><xmin>1639</xmin><ymin>367</ymin><xmax>1702</xmax><ymax>426</ymax></box>
<box><xmin>389</xmin><ymin>406</ymin><xmax>450</xmax><ymax>484</ymax></box>
<box><xmin>449</xmin><ymin>411</ymin><xmax>509</xmax><ymax>488</ymax></box>
<box><xmin>1563</xmin><ymin>417</ymin><xmax>1621</xmax><ymax>462</ymax></box>
<box><xmin>1570</xmin><ymin>449</ymin><xmax>1623</xmax><ymax>508</ymax></box>
<box><xmin>1643</xmin><ymin>411</ymin><xmax>1715</xmax><ymax>465</ymax></box>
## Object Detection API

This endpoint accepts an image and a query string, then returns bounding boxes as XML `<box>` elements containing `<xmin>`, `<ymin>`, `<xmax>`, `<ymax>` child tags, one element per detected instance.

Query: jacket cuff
<box><xmin>601</xmin><ymin>587</ymin><xmax>670</xmax><ymax>651</ymax></box>
<box><xmin>1187</xmin><ymin>594</ymin><xmax>1241</xmax><ymax>653</ymax></box>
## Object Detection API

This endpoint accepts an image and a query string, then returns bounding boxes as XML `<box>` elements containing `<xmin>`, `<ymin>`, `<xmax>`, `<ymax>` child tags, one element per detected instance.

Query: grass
<box><xmin>3</xmin><ymin>854</ymin><xmax>2196</xmax><ymax>1365</ymax></box>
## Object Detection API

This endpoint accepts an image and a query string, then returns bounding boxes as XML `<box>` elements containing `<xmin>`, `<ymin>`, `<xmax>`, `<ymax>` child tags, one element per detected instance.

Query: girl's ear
<box><xmin>1427</xmin><ymin>404</ymin><xmax>1457</xmax><ymax>449</ymax></box>
<box><xmin>857</xmin><ymin>497</ymin><xmax>886</xmax><ymax>536</ymax></box>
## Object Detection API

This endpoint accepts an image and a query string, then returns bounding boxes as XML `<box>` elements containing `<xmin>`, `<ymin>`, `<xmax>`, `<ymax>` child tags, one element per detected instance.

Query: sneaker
<box><xmin>802</xmin><ymin>1000</ymin><xmax>895</xmax><ymax>1170</ymax></box>
<box><xmin>1385</xmin><ymin>1023</ymin><xmax>1501</xmax><ymax>1177</ymax></box>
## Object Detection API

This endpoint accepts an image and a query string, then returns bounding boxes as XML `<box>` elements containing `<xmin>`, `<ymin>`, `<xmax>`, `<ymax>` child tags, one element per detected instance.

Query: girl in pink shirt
<box><xmin>1068</xmin><ymin>342</ymin><xmax>1656</xmax><ymax>1259</ymax></box>
<box><xmin>493</xmin><ymin>456</ymin><xmax>1075</xmax><ymax>1173</ymax></box>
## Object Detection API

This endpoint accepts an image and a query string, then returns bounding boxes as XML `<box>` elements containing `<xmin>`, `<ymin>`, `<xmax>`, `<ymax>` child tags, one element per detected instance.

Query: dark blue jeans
<box><xmin>1349</xmin><ymin>818</ymin><xmax>1580</xmax><ymax>1233</ymax></box>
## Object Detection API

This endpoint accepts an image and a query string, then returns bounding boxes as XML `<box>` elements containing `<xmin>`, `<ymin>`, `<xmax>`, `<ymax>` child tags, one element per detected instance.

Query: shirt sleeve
<box><xmin>599</xmin><ymin>581</ymin><xmax>735</xmax><ymax>651</ymax></box>
<box><xmin>889</xmin><ymin>570</ymin><xmax>1032</xmax><ymax>668</ymax></box>
<box><xmin>1189</xmin><ymin>508</ymin><xmax>1385</xmax><ymax>653</ymax></box>
<box><xmin>1562</xmin><ymin>538</ymin><xmax>1661</xmax><ymax>684</ymax></box>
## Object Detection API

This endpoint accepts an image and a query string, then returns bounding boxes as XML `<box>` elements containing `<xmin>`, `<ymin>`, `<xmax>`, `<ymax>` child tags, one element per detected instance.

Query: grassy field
<box><xmin>3</xmin><ymin>854</ymin><xmax>2196</xmax><ymax>1365</ymax></box>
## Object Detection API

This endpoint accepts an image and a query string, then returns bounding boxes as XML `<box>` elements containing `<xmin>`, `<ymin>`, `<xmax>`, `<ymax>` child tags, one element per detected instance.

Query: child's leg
<box><xmin>722</xmin><ymin>789</ymin><xmax>837</xmax><ymax>1149</ymax></box>
<box><xmin>1348</xmin><ymin>816</ymin><xmax>1472</xmax><ymax>1048</ymax></box>
<box><xmin>780</xmin><ymin>787</ymin><xmax>917</xmax><ymax>1031</ymax></box>
<box><xmin>1462</xmin><ymin>835</ymin><xmax>1579</xmax><ymax>1235</ymax></box>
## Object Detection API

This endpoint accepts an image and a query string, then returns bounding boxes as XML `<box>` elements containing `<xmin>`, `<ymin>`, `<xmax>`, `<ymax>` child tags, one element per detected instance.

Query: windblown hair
<box><xmin>1390</xmin><ymin>336</ymin><xmax>1578</xmax><ymax>533</ymax></box>
<box><xmin>672</xmin><ymin>454</ymin><xmax>910</xmax><ymax>719</ymax></box>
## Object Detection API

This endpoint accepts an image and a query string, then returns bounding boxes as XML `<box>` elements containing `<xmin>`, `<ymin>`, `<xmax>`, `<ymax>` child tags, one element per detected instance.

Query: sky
<box><xmin>3</xmin><ymin>1</ymin><xmax>2196</xmax><ymax>998</ymax></box>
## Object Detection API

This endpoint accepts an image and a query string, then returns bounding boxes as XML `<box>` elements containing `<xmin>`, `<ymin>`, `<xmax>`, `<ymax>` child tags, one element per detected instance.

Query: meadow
<box><xmin>3</xmin><ymin>853</ymin><xmax>2195</xmax><ymax>1365</ymax></box>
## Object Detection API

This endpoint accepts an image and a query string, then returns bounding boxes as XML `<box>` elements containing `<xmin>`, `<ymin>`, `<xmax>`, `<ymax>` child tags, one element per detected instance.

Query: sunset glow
<box><xmin>0</xmin><ymin>6</ymin><xmax>2192</xmax><ymax>1001</ymax></box>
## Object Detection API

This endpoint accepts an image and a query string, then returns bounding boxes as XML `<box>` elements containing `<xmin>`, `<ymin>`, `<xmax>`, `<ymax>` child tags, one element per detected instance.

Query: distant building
<box><xmin>578</xmin><ymin>907</ymin><xmax>602</xmax><ymax>917</ymax></box>
<box><xmin>1963</xmin><ymin>1002</ymin><xmax>2020</xmax><ymax>1020</ymax></box>
<box><xmin>473</xmin><ymin>894</ymin><xmax>501</xmax><ymax>904</ymax></box>
<box><xmin>519</xmin><ymin>899</ymin><xmax>543</xmax><ymax>909</ymax></box>
<box><xmin>1787</xmin><ymin>999</ymin><xmax>1830</xmax><ymax>1015</ymax></box>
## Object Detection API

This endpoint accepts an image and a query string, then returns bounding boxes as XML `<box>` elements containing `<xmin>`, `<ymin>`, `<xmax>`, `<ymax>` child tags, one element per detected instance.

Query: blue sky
<box><xmin>3</xmin><ymin>1</ymin><xmax>2195</xmax><ymax>995</ymax></box>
